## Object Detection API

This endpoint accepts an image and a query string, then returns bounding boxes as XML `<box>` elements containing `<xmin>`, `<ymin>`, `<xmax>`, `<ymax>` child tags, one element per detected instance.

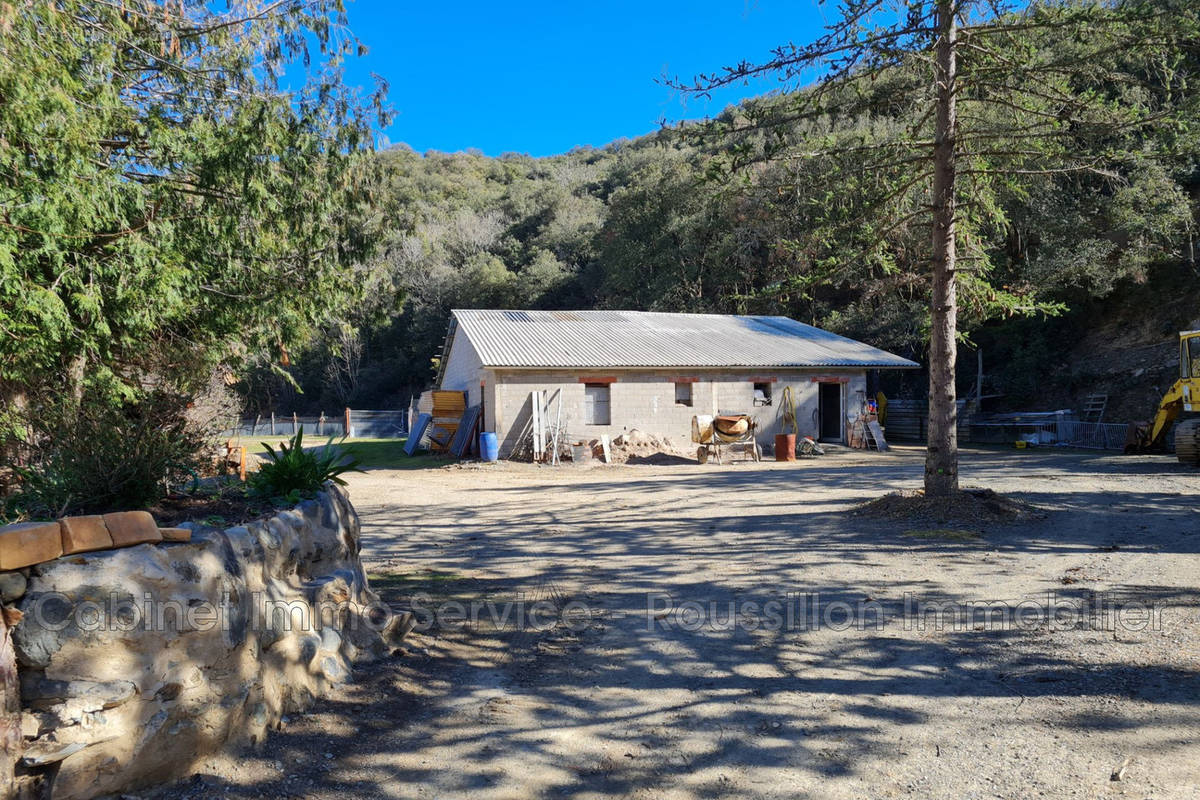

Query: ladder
<box><xmin>864</xmin><ymin>419</ymin><xmax>889</xmax><ymax>452</ymax></box>
<box><xmin>1081</xmin><ymin>393</ymin><xmax>1108</xmax><ymax>423</ymax></box>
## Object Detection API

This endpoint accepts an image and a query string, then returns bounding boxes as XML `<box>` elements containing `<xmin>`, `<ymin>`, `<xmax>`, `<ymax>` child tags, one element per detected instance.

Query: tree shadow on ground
<box><xmin>148</xmin><ymin>566</ymin><xmax>1200</xmax><ymax>799</ymax></box>
<box><xmin>148</xmin><ymin>446</ymin><xmax>1200</xmax><ymax>799</ymax></box>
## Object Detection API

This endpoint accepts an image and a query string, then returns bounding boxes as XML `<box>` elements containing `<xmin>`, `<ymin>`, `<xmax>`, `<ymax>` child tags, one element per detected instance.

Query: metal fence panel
<box><xmin>879</xmin><ymin>405</ymin><xmax>972</xmax><ymax>442</ymax></box>
<box><xmin>884</xmin><ymin>405</ymin><xmax>1128</xmax><ymax>451</ymax></box>
<box><xmin>1054</xmin><ymin>420</ymin><xmax>1128</xmax><ymax>450</ymax></box>
<box><xmin>226</xmin><ymin>417</ymin><xmax>348</xmax><ymax>438</ymax></box>
<box><xmin>225</xmin><ymin>409</ymin><xmax>409</xmax><ymax>440</ymax></box>
<box><xmin>347</xmin><ymin>410</ymin><xmax>409</xmax><ymax>438</ymax></box>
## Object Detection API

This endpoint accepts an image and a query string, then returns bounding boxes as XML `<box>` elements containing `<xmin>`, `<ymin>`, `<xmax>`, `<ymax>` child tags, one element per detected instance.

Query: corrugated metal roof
<box><xmin>450</xmin><ymin>310</ymin><xmax>919</xmax><ymax>369</ymax></box>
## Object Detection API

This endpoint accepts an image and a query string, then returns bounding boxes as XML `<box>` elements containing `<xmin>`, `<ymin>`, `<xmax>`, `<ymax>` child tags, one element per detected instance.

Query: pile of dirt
<box><xmin>589</xmin><ymin>429</ymin><xmax>694</xmax><ymax>465</ymax></box>
<box><xmin>625</xmin><ymin>452</ymin><xmax>696</xmax><ymax>466</ymax></box>
<box><xmin>854</xmin><ymin>487</ymin><xmax>1043</xmax><ymax>526</ymax></box>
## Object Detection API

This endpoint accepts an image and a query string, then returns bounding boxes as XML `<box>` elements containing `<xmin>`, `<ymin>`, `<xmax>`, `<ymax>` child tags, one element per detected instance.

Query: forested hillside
<box><xmin>244</xmin><ymin>10</ymin><xmax>1199</xmax><ymax>420</ymax></box>
<box><xmin>4</xmin><ymin>0</ymin><xmax>1194</xmax><ymax>519</ymax></box>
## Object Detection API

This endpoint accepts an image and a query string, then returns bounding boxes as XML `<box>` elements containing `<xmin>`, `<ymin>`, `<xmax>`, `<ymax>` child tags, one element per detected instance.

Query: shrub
<box><xmin>4</xmin><ymin>391</ymin><xmax>208</xmax><ymax>519</ymax></box>
<box><xmin>248</xmin><ymin>429</ymin><xmax>361</xmax><ymax>502</ymax></box>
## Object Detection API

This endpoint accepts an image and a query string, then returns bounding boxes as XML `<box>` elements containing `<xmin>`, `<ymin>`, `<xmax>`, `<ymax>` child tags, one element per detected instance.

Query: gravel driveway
<box><xmin>156</xmin><ymin>445</ymin><xmax>1200</xmax><ymax>799</ymax></box>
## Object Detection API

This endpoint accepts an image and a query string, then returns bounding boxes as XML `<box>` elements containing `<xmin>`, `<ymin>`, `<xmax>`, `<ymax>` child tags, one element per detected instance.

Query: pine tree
<box><xmin>673</xmin><ymin>0</ymin><xmax>1197</xmax><ymax>495</ymax></box>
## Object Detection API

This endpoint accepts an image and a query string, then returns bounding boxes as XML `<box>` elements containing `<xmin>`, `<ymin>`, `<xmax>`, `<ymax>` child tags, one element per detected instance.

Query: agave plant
<box><xmin>248</xmin><ymin>429</ymin><xmax>362</xmax><ymax>501</ymax></box>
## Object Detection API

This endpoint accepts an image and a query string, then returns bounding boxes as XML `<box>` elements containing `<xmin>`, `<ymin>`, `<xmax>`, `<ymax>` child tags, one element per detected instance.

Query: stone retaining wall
<box><xmin>0</xmin><ymin>485</ymin><xmax>408</xmax><ymax>800</ymax></box>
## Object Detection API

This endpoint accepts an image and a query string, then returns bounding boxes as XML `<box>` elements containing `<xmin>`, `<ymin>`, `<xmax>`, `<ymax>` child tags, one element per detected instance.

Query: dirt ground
<box><xmin>153</xmin><ymin>445</ymin><xmax>1200</xmax><ymax>800</ymax></box>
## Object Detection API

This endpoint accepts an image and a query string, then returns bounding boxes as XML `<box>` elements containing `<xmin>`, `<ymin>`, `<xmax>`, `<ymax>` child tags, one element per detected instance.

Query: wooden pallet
<box><xmin>428</xmin><ymin>391</ymin><xmax>467</xmax><ymax>453</ymax></box>
<box><xmin>432</xmin><ymin>390</ymin><xmax>467</xmax><ymax>416</ymax></box>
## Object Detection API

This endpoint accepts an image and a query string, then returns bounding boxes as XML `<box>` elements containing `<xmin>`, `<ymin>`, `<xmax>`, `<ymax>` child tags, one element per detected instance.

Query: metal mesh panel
<box><xmin>1054</xmin><ymin>421</ymin><xmax>1128</xmax><ymax>450</ymax></box>
<box><xmin>225</xmin><ymin>409</ymin><xmax>409</xmax><ymax>439</ymax></box>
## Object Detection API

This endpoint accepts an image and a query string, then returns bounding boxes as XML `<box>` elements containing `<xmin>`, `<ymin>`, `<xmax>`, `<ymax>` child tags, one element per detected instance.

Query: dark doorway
<box><xmin>818</xmin><ymin>382</ymin><xmax>843</xmax><ymax>442</ymax></box>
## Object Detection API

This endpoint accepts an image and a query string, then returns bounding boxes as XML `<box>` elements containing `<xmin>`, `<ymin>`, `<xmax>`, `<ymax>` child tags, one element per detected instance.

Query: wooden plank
<box><xmin>849</xmin><ymin>418</ymin><xmax>865</xmax><ymax>449</ymax></box>
<box><xmin>867</xmin><ymin>420</ymin><xmax>890</xmax><ymax>451</ymax></box>
<box><xmin>404</xmin><ymin>413</ymin><xmax>432</xmax><ymax>455</ymax></box>
<box><xmin>531</xmin><ymin>391</ymin><xmax>544</xmax><ymax>460</ymax></box>
<box><xmin>600</xmin><ymin>434</ymin><xmax>612</xmax><ymax>464</ymax></box>
<box><xmin>431</xmin><ymin>389</ymin><xmax>467</xmax><ymax>411</ymax></box>
<box><xmin>431</xmin><ymin>391</ymin><xmax>467</xmax><ymax>423</ymax></box>
<box><xmin>551</xmin><ymin>391</ymin><xmax>562</xmax><ymax>465</ymax></box>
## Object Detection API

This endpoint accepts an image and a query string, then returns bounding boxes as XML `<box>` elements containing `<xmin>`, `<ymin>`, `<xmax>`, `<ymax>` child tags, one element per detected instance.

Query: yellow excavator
<box><xmin>1126</xmin><ymin>330</ymin><xmax>1200</xmax><ymax>464</ymax></box>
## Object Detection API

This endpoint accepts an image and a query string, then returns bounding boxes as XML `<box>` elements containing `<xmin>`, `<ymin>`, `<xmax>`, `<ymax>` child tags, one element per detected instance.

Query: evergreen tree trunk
<box><xmin>925</xmin><ymin>0</ymin><xmax>959</xmax><ymax>497</ymax></box>
<box><xmin>0</xmin><ymin>385</ymin><xmax>28</xmax><ymax>477</ymax></box>
<box><xmin>68</xmin><ymin>353</ymin><xmax>87</xmax><ymax>407</ymax></box>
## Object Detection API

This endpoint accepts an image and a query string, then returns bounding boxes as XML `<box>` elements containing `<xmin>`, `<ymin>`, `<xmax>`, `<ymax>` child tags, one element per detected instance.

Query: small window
<box><xmin>584</xmin><ymin>383</ymin><xmax>610</xmax><ymax>425</ymax></box>
<box><xmin>753</xmin><ymin>382</ymin><xmax>773</xmax><ymax>406</ymax></box>
<box><xmin>674</xmin><ymin>382</ymin><xmax>693</xmax><ymax>407</ymax></box>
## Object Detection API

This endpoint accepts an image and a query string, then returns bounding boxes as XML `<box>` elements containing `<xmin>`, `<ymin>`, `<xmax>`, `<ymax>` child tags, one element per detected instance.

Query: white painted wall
<box><xmin>489</xmin><ymin>369</ymin><xmax>870</xmax><ymax>457</ymax></box>
<box><xmin>439</xmin><ymin>331</ymin><xmax>485</xmax><ymax>407</ymax></box>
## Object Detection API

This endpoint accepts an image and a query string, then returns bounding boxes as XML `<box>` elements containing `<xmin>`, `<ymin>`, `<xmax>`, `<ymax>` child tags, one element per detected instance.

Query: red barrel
<box><xmin>775</xmin><ymin>434</ymin><xmax>796</xmax><ymax>461</ymax></box>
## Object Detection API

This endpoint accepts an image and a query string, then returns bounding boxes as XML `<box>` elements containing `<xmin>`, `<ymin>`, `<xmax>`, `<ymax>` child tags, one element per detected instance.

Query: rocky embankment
<box><xmin>0</xmin><ymin>486</ymin><xmax>409</xmax><ymax>800</ymax></box>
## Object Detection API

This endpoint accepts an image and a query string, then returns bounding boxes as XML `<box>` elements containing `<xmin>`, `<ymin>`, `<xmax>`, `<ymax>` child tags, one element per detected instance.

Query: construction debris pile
<box><xmin>407</xmin><ymin>390</ymin><xmax>483</xmax><ymax>459</ymax></box>
<box><xmin>594</xmin><ymin>430</ymin><xmax>692</xmax><ymax>465</ymax></box>
<box><xmin>507</xmin><ymin>389</ymin><xmax>568</xmax><ymax>463</ymax></box>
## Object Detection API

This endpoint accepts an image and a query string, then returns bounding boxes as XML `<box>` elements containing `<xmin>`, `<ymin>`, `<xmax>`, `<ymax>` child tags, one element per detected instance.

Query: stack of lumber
<box><xmin>427</xmin><ymin>391</ymin><xmax>466</xmax><ymax>453</ymax></box>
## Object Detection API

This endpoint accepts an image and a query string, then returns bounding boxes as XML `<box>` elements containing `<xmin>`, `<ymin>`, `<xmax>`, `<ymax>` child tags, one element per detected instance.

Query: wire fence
<box><xmin>967</xmin><ymin>419</ymin><xmax>1129</xmax><ymax>450</ymax></box>
<box><xmin>224</xmin><ymin>409</ymin><xmax>409</xmax><ymax>440</ymax></box>
<box><xmin>346</xmin><ymin>410</ymin><xmax>409</xmax><ymax>439</ymax></box>
<box><xmin>1053</xmin><ymin>420</ymin><xmax>1129</xmax><ymax>450</ymax></box>
<box><xmin>889</xmin><ymin>411</ymin><xmax>1128</xmax><ymax>451</ymax></box>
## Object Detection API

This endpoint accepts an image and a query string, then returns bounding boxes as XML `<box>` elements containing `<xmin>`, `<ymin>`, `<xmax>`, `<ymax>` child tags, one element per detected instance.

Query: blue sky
<box><xmin>334</xmin><ymin>0</ymin><xmax>831</xmax><ymax>157</ymax></box>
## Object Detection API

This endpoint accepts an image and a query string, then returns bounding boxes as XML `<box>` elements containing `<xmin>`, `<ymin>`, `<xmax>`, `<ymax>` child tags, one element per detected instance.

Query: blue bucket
<box><xmin>479</xmin><ymin>431</ymin><xmax>499</xmax><ymax>462</ymax></box>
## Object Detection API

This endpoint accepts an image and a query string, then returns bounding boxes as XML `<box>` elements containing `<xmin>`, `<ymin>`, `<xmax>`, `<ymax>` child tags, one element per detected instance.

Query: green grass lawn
<box><xmin>228</xmin><ymin>435</ymin><xmax>442</xmax><ymax>471</ymax></box>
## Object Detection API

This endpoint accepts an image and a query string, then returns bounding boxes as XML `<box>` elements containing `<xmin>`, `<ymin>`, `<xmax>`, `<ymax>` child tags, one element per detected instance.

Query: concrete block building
<box><xmin>436</xmin><ymin>310</ymin><xmax>918</xmax><ymax>457</ymax></box>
